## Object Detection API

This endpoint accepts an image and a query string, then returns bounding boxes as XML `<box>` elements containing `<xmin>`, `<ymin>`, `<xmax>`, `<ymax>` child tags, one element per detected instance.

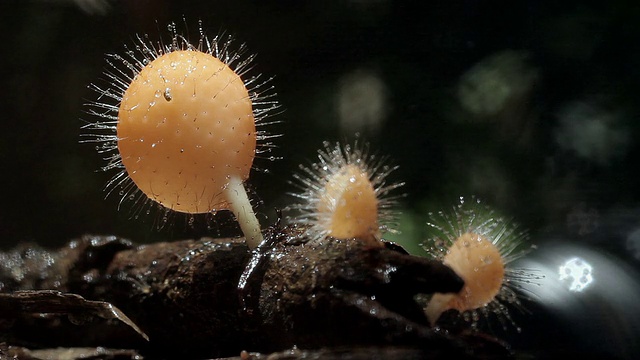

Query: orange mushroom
<box><xmin>288</xmin><ymin>141</ymin><xmax>403</xmax><ymax>247</ymax></box>
<box><xmin>83</xmin><ymin>24</ymin><xmax>278</xmax><ymax>249</ymax></box>
<box><xmin>422</xmin><ymin>197</ymin><xmax>537</xmax><ymax>329</ymax></box>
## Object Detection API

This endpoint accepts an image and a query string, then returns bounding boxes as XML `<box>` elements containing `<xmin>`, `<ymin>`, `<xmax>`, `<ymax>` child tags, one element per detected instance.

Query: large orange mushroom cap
<box><xmin>117</xmin><ymin>50</ymin><xmax>257</xmax><ymax>214</ymax></box>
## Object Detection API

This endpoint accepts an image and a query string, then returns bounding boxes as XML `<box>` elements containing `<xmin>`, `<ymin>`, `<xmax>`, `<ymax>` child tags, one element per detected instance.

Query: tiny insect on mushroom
<box><xmin>287</xmin><ymin>140</ymin><xmax>404</xmax><ymax>247</ymax></box>
<box><xmin>421</xmin><ymin>197</ymin><xmax>539</xmax><ymax>331</ymax></box>
<box><xmin>82</xmin><ymin>22</ymin><xmax>279</xmax><ymax>249</ymax></box>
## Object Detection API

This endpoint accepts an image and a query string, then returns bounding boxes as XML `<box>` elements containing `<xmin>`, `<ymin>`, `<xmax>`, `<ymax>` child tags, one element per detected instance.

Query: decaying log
<box><xmin>0</xmin><ymin>290</ymin><xmax>147</xmax><ymax>340</ymax></box>
<box><xmin>0</xmin><ymin>225</ymin><xmax>512</xmax><ymax>359</ymax></box>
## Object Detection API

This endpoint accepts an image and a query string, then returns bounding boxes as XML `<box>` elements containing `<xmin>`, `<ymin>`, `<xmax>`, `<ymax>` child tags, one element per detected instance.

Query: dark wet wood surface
<box><xmin>0</xmin><ymin>226</ymin><xmax>511</xmax><ymax>359</ymax></box>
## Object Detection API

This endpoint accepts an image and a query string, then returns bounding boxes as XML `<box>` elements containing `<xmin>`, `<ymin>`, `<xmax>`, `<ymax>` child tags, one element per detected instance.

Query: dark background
<box><xmin>1</xmin><ymin>1</ymin><xmax>639</xmax><ymax>358</ymax></box>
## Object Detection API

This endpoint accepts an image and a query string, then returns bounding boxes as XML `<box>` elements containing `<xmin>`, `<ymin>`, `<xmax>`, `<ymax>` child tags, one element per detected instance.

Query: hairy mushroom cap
<box><xmin>422</xmin><ymin>197</ymin><xmax>539</xmax><ymax>330</ymax></box>
<box><xmin>83</xmin><ymin>24</ymin><xmax>280</xmax><ymax>248</ymax></box>
<box><xmin>289</xmin><ymin>141</ymin><xmax>403</xmax><ymax>247</ymax></box>
<box><xmin>117</xmin><ymin>49</ymin><xmax>256</xmax><ymax>214</ymax></box>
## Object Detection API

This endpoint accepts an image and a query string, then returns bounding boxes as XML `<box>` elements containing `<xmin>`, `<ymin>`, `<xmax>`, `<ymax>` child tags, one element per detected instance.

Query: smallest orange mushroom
<box><xmin>421</xmin><ymin>198</ymin><xmax>535</xmax><ymax>329</ymax></box>
<box><xmin>425</xmin><ymin>232</ymin><xmax>505</xmax><ymax>324</ymax></box>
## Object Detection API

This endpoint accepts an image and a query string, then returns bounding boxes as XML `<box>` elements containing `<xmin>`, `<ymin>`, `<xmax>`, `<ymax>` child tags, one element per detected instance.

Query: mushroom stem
<box><xmin>425</xmin><ymin>293</ymin><xmax>454</xmax><ymax>325</ymax></box>
<box><xmin>225</xmin><ymin>175</ymin><xmax>263</xmax><ymax>249</ymax></box>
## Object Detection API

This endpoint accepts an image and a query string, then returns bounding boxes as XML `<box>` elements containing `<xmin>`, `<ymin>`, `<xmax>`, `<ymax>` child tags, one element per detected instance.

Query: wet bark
<box><xmin>0</xmin><ymin>226</ymin><xmax>511</xmax><ymax>359</ymax></box>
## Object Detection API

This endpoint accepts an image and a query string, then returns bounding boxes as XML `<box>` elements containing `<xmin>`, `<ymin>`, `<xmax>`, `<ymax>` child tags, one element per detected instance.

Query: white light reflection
<box><xmin>558</xmin><ymin>257</ymin><xmax>594</xmax><ymax>292</ymax></box>
<box><xmin>515</xmin><ymin>241</ymin><xmax>640</xmax><ymax>358</ymax></box>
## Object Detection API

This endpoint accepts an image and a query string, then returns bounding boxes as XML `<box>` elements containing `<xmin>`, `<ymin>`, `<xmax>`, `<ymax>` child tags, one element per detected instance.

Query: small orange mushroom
<box><xmin>422</xmin><ymin>197</ymin><xmax>537</xmax><ymax>329</ymax></box>
<box><xmin>318</xmin><ymin>164</ymin><xmax>380</xmax><ymax>241</ymax></box>
<box><xmin>289</xmin><ymin>141</ymin><xmax>403</xmax><ymax>247</ymax></box>
<box><xmin>425</xmin><ymin>232</ymin><xmax>505</xmax><ymax>323</ymax></box>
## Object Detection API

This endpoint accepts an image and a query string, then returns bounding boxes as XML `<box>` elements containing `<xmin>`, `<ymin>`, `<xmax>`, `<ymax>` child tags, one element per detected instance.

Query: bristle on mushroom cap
<box><xmin>288</xmin><ymin>140</ymin><xmax>404</xmax><ymax>246</ymax></box>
